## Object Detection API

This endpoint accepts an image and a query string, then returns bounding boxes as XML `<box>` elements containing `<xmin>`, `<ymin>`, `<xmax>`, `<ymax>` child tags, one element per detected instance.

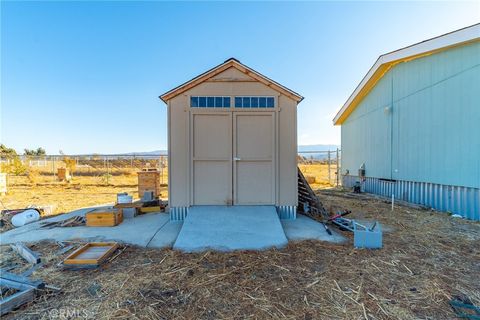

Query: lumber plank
<box><xmin>10</xmin><ymin>243</ymin><xmax>41</xmax><ymax>264</ymax></box>
<box><xmin>0</xmin><ymin>278</ymin><xmax>35</xmax><ymax>291</ymax></box>
<box><xmin>1</xmin><ymin>271</ymin><xmax>44</xmax><ymax>289</ymax></box>
<box><xmin>0</xmin><ymin>287</ymin><xmax>35</xmax><ymax>316</ymax></box>
<box><xmin>55</xmin><ymin>245</ymin><xmax>75</xmax><ymax>256</ymax></box>
<box><xmin>20</xmin><ymin>263</ymin><xmax>44</xmax><ymax>278</ymax></box>
<box><xmin>297</xmin><ymin>167</ymin><xmax>329</xmax><ymax>218</ymax></box>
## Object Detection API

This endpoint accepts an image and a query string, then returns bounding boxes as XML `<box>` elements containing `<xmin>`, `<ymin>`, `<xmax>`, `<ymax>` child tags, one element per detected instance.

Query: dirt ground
<box><xmin>1</xmin><ymin>189</ymin><xmax>479</xmax><ymax>319</ymax></box>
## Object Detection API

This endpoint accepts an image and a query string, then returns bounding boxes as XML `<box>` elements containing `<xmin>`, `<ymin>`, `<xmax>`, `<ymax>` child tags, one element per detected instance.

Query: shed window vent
<box><xmin>235</xmin><ymin>97</ymin><xmax>275</xmax><ymax>108</ymax></box>
<box><xmin>191</xmin><ymin>96</ymin><xmax>231</xmax><ymax>108</ymax></box>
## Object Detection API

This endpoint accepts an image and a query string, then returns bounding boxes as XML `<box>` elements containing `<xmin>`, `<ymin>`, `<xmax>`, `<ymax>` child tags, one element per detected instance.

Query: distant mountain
<box><xmin>112</xmin><ymin>144</ymin><xmax>339</xmax><ymax>158</ymax></box>
<box><xmin>298</xmin><ymin>144</ymin><xmax>340</xmax><ymax>160</ymax></box>
<box><xmin>121</xmin><ymin>150</ymin><xmax>167</xmax><ymax>156</ymax></box>
<box><xmin>298</xmin><ymin>144</ymin><xmax>339</xmax><ymax>152</ymax></box>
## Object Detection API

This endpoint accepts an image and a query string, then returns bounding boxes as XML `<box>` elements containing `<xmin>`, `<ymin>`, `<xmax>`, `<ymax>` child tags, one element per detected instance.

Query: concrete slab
<box><xmin>0</xmin><ymin>206</ymin><xmax>180</xmax><ymax>248</ymax></box>
<box><xmin>173</xmin><ymin>206</ymin><xmax>288</xmax><ymax>252</ymax></box>
<box><xmin>2</xmin><ymin>206</ymin><xmax>358</xmax><ymax>251</ymax></box>
<box><xmin>147</xmin><ymin>221</ymin><xmax>183</xmax><ymax>248</ymax></box>
<box><xmin>282</xmin><ymin>214</ymin><xmax>347</xmax><ymax>243</ymax></box>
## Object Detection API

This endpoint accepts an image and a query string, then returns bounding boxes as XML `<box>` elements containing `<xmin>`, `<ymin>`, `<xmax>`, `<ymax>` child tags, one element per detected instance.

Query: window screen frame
<box><xmin>190</xmin><ymin>96</ymin><xmax>231</xmax><ymax>108</ymax></box>
<box><xmin>234</xmin><ymin>96</ymin><xmax>276</xmax><ymax>109</ymax></box>
<box><xmin>189</xmin><ymin>95</ymin><xmax>278</xmax><ymax>111</ymax></box>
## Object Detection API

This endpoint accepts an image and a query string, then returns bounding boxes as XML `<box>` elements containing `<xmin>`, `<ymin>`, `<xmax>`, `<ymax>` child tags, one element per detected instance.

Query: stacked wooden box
<box><xmin>86</xmin><ymin>209</ymin><xmax>123</xmax><ymax>227</ymax></box>
<box><xmin>137</xmin><ymin>169</ymin><xmax>161</xmax><ymax>198</ymax></box>
<box><xmin>57</xmin><ymin>168</ymin><xmax>71</xmax><ymax>181</ymax></box>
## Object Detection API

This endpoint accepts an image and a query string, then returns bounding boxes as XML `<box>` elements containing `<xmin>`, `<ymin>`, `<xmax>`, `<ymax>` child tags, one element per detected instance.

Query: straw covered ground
<box><xmin>1</xmin><ymin>189</ymin><xmax>479</xmax><ymax>319</ymax></box>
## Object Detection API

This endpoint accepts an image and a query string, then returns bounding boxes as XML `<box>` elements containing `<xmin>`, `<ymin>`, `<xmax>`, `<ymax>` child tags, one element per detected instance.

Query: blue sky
<box><xmin>1</xmin><ymin>1</ymin><xmax>479</xmax><ymax>154</ymax></box>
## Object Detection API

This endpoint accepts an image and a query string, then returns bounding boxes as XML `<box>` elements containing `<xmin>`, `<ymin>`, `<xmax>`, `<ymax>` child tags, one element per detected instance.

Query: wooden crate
<box><xmin>86</xmin><ymin>209</ymin><xmax>123</xmax><ymax>227</ymax></box>
<box><xmin>63</xmin><ymin>242</ymin><xmax>119</xmax><ymax>266</ymax></box>
<box><xmin>137</xmin><ymin>170</ymin><xmax>161</xmax><ymax>198</ymax></box>
<box><xmin>114</xmin><ymin>202</ymin><xmax>142</xmax><ymax>218</ymax></box>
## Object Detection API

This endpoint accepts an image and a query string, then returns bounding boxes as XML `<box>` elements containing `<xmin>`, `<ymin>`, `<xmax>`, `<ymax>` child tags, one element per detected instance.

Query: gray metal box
<box><xmin>353</xmin><ymin>222</ymin><xmax>382</xmax><ymax>249</ymax></box>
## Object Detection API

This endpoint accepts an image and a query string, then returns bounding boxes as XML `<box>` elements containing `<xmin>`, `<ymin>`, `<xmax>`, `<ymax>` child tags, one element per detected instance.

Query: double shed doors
<box><xmin>191</xmin><ymin>110</ymin><xmax>276</xmax><ymax>206</ymax></box>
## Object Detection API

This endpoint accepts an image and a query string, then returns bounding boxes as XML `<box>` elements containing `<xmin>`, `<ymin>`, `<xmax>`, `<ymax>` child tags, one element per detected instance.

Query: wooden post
<box><xmin>52</xmin><ymin>156</ymin><xmax>56</xmax><ymax>181</ymax></box>
<box><xmin>10</xmin><ymin>243</ymin><xmax>41</xmax><ymax>264</ymax></box>
<box><xmin>106</xmin><ymin>157</ymin><xmax>110</xmax><ymax>185</ymax></box>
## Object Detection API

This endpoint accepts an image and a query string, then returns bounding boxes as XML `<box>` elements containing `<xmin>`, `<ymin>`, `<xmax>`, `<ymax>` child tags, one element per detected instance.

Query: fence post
<box><xmin>52</xmin><ymin>156</ymin><xmax>56</xmax><ymax>181</ymax></box>
<box><xmin>336</xmin><ymin>148</ymin><xmax>340</xmax><ymax>187</ymax></box>
<box><xmin>328</xmin><ymin>151</ymin><xmax>331</xmax><ymax>185</ymax></box>
<box><xmin>106</xmin><ymin>157</ymin><xmax>110</xmax><ymax>185</ymax></box>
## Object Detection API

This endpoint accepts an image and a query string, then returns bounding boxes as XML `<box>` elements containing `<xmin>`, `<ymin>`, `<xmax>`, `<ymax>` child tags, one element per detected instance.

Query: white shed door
<box><xmin>192</xmin><ymin>113</ymin><xmax>232</xmax><ymax>205</ymax></box>
<box><xmin>233</xmin><ymin>113</ymin><xmax>275</xmax><ymax>205</ymax></box>
<box><xmin>191</xmin><ymin>112</ymin><xmax>275</xmax><ymax>205</ymax></box>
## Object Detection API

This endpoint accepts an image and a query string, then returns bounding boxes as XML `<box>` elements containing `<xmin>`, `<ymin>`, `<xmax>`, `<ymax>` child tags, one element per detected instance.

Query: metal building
<box><xmin>334</xmin><ymin>24</ymin><xmax>480</xmax><ymax>220</ymax></box>
<box><xmin>160</xmin><ymin>58</ymin><xmax>303</xmax><ymax>220</ymax></box>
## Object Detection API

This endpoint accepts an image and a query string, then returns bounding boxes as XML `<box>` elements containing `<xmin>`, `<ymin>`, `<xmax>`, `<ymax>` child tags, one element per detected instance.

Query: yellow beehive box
<box><xmin>86</xmin><ymin>209</ymin><xmax>123</xmax><ymax>227</ymax></box>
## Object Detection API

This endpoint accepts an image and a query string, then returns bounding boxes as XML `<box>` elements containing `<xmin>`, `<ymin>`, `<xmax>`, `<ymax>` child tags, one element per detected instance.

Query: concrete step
<box><xmin>173</xmin><ymin>206</ymin><xmax>288</xmax><ymax>252</ymax></box>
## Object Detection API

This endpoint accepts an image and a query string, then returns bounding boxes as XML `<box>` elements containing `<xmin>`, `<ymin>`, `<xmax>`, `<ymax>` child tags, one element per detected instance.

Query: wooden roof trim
<box><xmin>232</xmin><ymin>63</ymin><xmax>304</xmax><ymax>102</ymax></box>
<box><xmin>160</xmin><ymin>61</ymin><xmax>235</xmax><ymax>102</ymax></box>
<box><xmin>160</xmin><ymin>59</ymin><xmax>304</xmax><ymax>103</ymax></box>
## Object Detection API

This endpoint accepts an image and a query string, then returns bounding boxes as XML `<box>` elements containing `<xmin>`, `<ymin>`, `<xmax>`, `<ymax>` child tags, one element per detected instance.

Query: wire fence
<box><xmin>297</xmin><ymin>149</ymin><xmax>341</xmax><ymax>187</ymax></box>
<box><xmin>0</xmin><ymin>149</ymin><xmax>341</xmax><ymax>187</ymax></box>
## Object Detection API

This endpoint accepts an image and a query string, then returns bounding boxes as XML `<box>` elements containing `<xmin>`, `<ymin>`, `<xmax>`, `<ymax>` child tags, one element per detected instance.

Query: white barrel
<box><xmin>11</xmin><ymin>209</ymin><xmax>40</xmax><ymax>227</ymax></box>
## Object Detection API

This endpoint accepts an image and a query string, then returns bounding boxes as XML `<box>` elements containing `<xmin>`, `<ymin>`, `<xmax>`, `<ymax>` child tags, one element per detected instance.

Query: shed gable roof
<box><xmin>333</xmin><ymin>23</ymin><xmax>480</xmax><ymax>125</ymax></box>
<box><xmin>160</xmin><ymin>58</ymin><xmax>304</xmax><ymax>103</ymax></box>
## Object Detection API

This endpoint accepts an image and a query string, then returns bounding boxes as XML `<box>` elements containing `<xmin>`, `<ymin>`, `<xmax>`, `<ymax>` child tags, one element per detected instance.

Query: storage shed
<box><xmin>334</xmin><ymin>24</ymin><xmax>480</xmax><ymax>220</ymax></box>
<box><xmin>160</xmin><ymin>58</ymin><xmax>303</xmax><ymax>220</ymax></box>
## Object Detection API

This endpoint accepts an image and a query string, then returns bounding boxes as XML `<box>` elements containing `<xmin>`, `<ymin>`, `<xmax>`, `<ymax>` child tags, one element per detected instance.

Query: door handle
<box><xmin>234</xmin><ymin>157</ymin><xmax>241</xmax><ymax>161</ymax></box>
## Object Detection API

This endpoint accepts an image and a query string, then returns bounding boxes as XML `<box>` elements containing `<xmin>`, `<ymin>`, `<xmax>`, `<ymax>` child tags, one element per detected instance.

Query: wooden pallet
<box><xmin>298</xmin><ymin>167</ymin><xmax>328</xmax><ymax>218</ymax></box>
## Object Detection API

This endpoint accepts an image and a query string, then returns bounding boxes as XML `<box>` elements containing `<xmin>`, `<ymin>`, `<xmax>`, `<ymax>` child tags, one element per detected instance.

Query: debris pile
<box><xmin>40</xmin><ymin>216</ymin><xmax>86</xmax><ymax>229</ymax></box>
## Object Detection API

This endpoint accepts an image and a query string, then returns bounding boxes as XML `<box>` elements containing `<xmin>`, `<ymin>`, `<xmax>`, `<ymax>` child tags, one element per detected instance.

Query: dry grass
<box><xmin>299</xmin><ymin>163</ymin><xmax>339</xmax><ymax>189</ymax></box>
<box><xmin>0</xmin><ymin>169</ymin><xmax>168</xmax><ymax>217</ymax></box>
<box><xmin>1</xmin><ymin>163</ymin><xmax>325</xmax><ymax>217</ymax></box>
<box><xmin>1</xmin><ymin>189</ymin><xmax>479</xmax><ymax>319</ymax></box>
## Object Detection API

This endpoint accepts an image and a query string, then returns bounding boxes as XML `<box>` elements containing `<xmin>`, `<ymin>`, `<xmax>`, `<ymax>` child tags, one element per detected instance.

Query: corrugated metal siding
<box><xmin>170</xmin><ymin>207</ymin><xmax>189</xmax><ymax>221</ymax></box>
<box><xmin>343</xmin><ymin>175</ymin><xmax>480</xmax><ymax>220</ymax></box>
<box><xmin>276</xmin><ymin>205</ymin><xmax>297</xmax><ymax>219</ymax></box>
<box><xmin>341</xmin><ymin>41</ymin><xmax>480</xmax><ymax>193</ymax></box>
